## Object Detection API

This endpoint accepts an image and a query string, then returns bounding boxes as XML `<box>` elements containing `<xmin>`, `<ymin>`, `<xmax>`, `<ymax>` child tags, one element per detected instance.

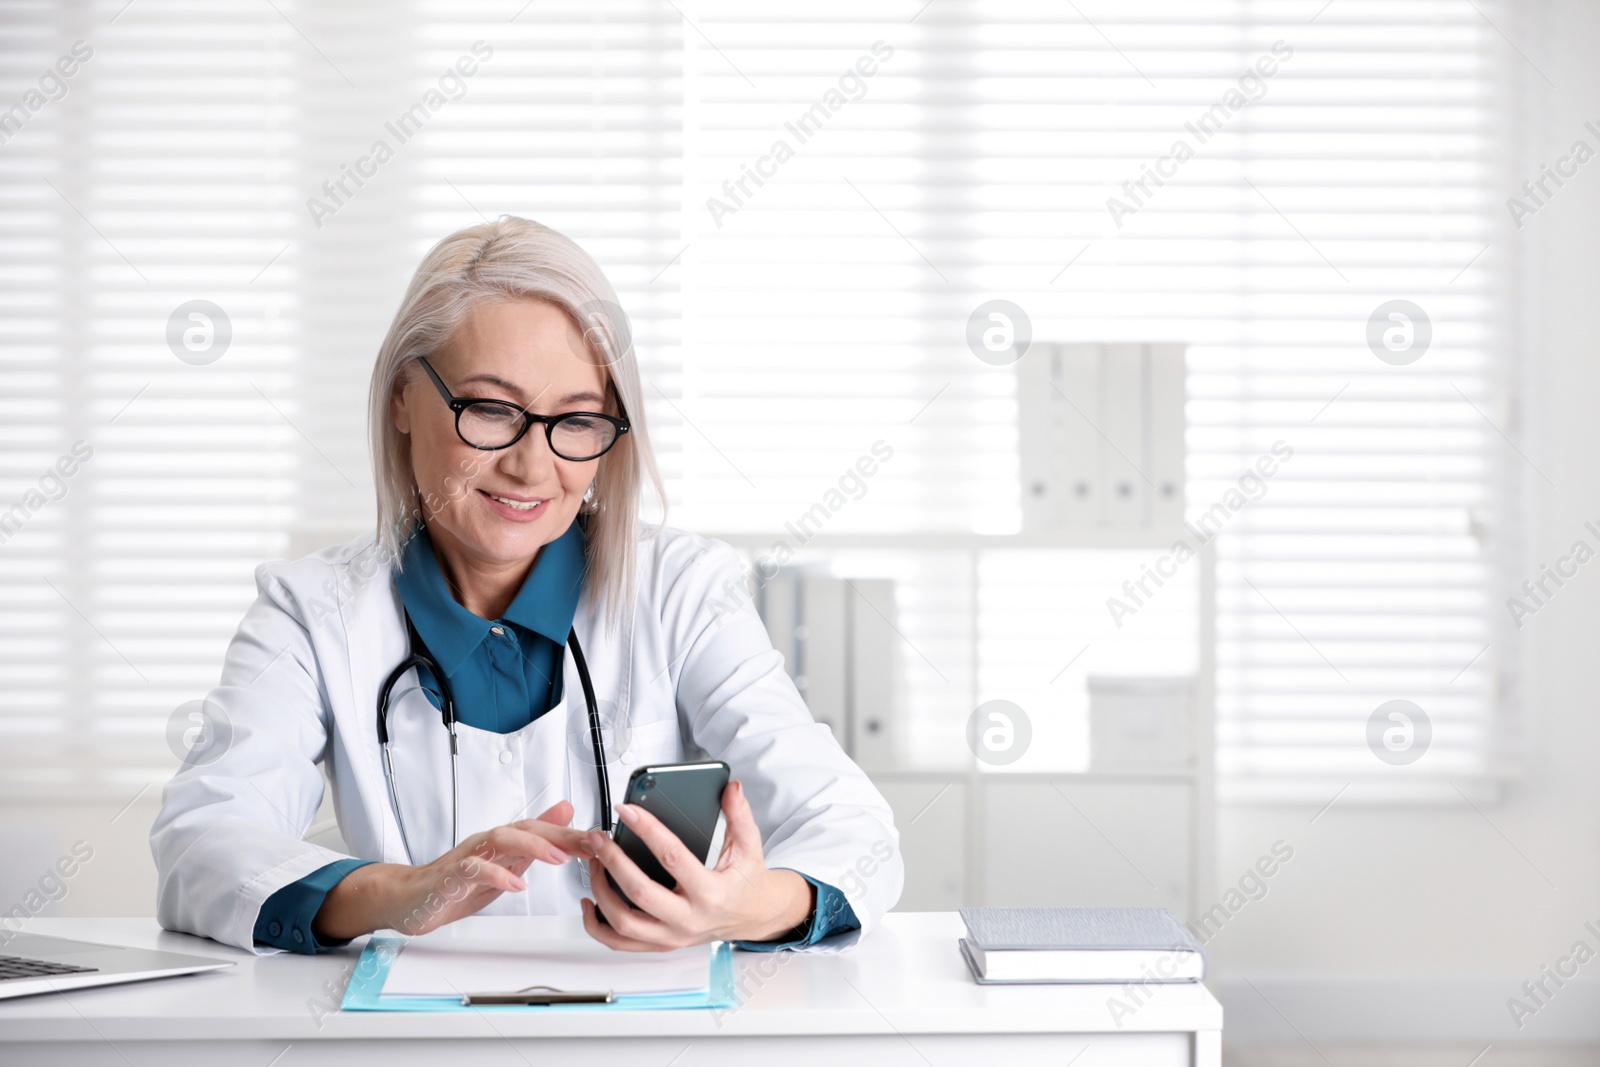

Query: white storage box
<box><xmin>1088</xmin><ymin>675</ymin><xmax>1194</xmax><ymax>769</ymax></box>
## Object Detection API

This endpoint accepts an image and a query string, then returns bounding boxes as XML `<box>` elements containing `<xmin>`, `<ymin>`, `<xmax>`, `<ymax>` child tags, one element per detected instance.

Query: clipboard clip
<box><xmin>460</xmin><ymin>984</ymin><xmax>616</xmax><ymax>1006</ymax></box>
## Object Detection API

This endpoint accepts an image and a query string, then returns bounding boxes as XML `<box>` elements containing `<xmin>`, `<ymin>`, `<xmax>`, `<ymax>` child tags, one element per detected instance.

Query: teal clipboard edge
<box><xmin>340</xmin><ymin>936</ymin><xmax>736</xmax><ymax>1012</ymax></box>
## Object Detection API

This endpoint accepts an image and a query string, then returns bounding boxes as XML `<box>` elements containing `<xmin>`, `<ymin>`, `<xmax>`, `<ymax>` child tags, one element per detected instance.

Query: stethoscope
<box><xmin>376</xmin><ymin>611</ymin><xmax>613</xmax><ymax>865</ymax></box>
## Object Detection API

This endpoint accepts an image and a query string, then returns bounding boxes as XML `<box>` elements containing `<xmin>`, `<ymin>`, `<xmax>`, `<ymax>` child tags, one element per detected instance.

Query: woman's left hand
<box><xmin>579</xmin><ymin>779</ymin><xmax>814</xmax><ymax>951</ymax></box>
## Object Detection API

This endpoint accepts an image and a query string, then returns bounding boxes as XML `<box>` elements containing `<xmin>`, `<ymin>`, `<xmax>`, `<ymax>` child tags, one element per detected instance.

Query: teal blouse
<box><xmin>393</xmin><ymin>519</ymin><xmax>585</xmax><ymax>731</ymax></box>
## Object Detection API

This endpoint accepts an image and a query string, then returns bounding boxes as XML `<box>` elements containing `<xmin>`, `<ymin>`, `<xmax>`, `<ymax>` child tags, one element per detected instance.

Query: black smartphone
<box><xmin>602</xmin><ymin>760</ymin><xmax>730</xmax><ymax>913</ymax></box>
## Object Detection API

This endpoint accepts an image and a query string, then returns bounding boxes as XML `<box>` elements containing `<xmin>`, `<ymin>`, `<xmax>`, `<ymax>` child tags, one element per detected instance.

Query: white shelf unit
<box><xmin>708</xmin><ymin>530</ymin><xmax>1216</xmax><ymax>927</ymax></box>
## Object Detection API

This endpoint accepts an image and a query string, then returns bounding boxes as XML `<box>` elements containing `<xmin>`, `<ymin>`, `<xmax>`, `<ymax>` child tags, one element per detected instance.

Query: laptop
<box><xmin>0</xmin><ymin>931</ymin><xmax>233</xmax><ymax>1000</ymax></box>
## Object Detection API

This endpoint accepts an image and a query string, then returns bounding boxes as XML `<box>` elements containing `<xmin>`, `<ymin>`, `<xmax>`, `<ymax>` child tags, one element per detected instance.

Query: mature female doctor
<box><xmin>150</xmin><ymin>216</ymin><xmax>903</xmax><ymax>955</ymax></box>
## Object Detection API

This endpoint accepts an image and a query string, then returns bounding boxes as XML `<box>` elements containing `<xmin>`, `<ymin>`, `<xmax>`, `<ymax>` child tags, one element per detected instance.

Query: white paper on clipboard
<box><xmin>381</xmin><ymin>935</ymin><xmax>712</xmax><ymax>998</ymax></box>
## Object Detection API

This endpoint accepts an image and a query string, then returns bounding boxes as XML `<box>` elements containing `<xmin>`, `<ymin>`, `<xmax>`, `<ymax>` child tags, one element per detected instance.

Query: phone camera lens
<box><xmin>641</xmin><ymin>776</ymin><xmax>655</xmax><ymax>789</ymax></box>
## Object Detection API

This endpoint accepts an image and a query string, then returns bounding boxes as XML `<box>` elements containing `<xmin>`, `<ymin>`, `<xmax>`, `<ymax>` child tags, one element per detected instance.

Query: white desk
<box><xmin>1</xmin><ymin>914</ymin><xmax>1222</xmax><ymax>1066</ymax></box>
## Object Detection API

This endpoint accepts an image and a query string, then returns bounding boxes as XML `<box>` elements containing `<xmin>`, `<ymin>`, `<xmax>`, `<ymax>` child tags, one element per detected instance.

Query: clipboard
<box><xmin>340</xmin><ymin>936</ymin><xmax>737</xmax><ymax>1012</ymax></box>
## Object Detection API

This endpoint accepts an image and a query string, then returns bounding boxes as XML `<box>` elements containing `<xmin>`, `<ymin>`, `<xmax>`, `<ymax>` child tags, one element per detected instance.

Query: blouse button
<box><xmin>292</xmin><ymin>928</ymin><xmax>304</xmax><ymax>944</ymax></box>
<box><xmin>499</xmin><ymin>750</ymin><xmax>513</xmax><ymax>765</ymax></box>
<box><xmin>490</xmin><ymin>625</ymin><xmax>506</xmax><ymax>636</ymax></box>
<box><xmin>268</xmin><ymin>921</ymin><xmax>282</xmax><ymax>937</ymax></box>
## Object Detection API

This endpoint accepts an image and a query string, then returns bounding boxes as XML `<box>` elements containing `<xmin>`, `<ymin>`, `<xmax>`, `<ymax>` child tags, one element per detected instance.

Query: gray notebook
<box><xmin>958</xmin><ymin>906</ymin><xmax>1204</xmax><ymax>984</ymax></box>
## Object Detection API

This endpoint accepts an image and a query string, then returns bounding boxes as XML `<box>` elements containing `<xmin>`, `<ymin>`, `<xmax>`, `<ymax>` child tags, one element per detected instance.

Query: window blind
<box><xmin>1</xmin><ymin>0</ymin><xmax>1517</xmax><ymax>798</ymax></box>
<box><xmin>288</xmin><ymin>0</ymin><xmax>684</xmax><ymax>535</ymax></box>
<box><xmin>0</xmin><ymin>0</ymin><xmax>683</xmax><ymax>793</ymax></box>
<box><xmin>676</xmin><ymin>0</ymin><xmax>1516</xmax><ymax>797</ymax></box>
<box><xmin>1</xmin><ymin>1</ymin><xmax>299</xmax><ymax>792</ymax></box>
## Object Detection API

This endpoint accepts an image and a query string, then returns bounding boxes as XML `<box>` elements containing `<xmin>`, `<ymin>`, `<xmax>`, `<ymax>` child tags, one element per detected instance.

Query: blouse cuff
<box><xmin>252</xmin><ymin>858</ymin><xmax>375</xmax><ymax>954</ymax></box>
<box><xmin>732</xmin><ymin>871</ymin><xmax>860</xmax><ymax>952</ymax></box>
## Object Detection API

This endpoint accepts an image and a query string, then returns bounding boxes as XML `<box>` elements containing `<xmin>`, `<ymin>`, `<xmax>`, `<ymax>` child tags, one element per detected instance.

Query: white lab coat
<box><xmin>149</xmin><ymin>525</ymin><xmax>903</xmax><ymax>954</ymax></box>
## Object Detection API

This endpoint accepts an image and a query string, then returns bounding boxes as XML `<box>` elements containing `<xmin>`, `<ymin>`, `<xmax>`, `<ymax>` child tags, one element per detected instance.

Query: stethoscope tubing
<box><xmin>376</xmin><ymin>614</ymin><xmax>609</xmax><ymax>865</ymax></box>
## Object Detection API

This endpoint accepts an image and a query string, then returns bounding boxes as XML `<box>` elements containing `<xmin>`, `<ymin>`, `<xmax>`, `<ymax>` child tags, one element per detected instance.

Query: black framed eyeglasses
<box><xmin>417</xmin><ymin>356</ymin><xmax>630</xmax><ymax>461</ymax></box>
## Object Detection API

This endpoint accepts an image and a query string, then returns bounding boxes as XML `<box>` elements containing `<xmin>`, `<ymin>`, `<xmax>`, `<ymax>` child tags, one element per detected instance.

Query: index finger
<box><xmin>469</xmin><ymin>825</ymin><xmax>571</xmax><ymax>867</ymax></box>
<box><xmin>508</xmin><ymin>818</ymin><xmax>588</xmax><ymax>856</ymax></box>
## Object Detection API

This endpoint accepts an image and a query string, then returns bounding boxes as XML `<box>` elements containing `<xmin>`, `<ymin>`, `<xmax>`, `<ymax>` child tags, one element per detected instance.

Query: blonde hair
<box><xmin>368</xmin><ymin>216</ymin><xmax>664</xmax><ymax>625</ymax></box>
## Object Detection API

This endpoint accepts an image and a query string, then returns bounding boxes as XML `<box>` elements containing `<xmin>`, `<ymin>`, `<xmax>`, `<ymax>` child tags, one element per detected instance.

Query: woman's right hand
<box><xmin>312</xmin><ymin>800</ymin><xmax>589</xmax><ymax>941</ymax></box>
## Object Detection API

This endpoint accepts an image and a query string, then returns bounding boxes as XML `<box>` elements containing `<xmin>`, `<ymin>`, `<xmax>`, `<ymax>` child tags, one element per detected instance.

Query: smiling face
<box><xmin>392</xmin><ymin>298</ymin><xmax>610</xmax><ymax>585</ymax></box>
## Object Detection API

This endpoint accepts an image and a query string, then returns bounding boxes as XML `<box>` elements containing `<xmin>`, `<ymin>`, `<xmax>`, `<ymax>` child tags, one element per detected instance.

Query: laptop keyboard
<box><xmin>0</xmin><ymin>954</ymin><xmax>99</xmax><ymax>981</ymax></box>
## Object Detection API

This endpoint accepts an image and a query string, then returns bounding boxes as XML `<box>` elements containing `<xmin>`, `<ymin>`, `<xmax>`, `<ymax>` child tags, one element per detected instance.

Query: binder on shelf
<box><xmin>1144</xmin><ymin>344</ymin><xmax>1187</xmax><ymax>531</ymax></box>
<box><xmin>1100</xmin><ymin>344</ymin><xmax>1145</xmax><ymax>528</ymax></box>
<box><xmin>800</xmin><ymin>574</ymin><xmax>849</xmax><ymax>743</ymax></box>
<box><xmin>847</xmin><ymin>577</ymin><xmax>899</xmax><ymax>768</ymax></box>
<box><xmin>1017</xmin><ymin>342</ymin><xmax>1188</xmax><ymax>539</ymax></box>
<box><xmin>757</xmin><ymin>568</ymin><xmax>901</xmax><ymax>766</ymax></box>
